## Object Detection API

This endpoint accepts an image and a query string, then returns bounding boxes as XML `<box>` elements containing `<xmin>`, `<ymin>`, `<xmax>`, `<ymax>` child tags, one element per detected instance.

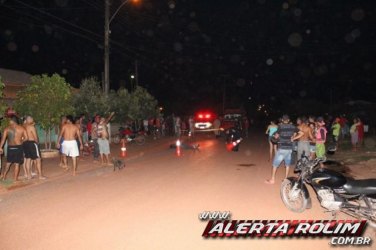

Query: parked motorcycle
<box><xmin>225</xmin><ymin>126</ymin><xmax>242</xmax><ymax>152</ymax></box>
<box><xmin>280</xmin><ymin>154</ymin><xmax>376</xmax><ymax>227</ymax></box>
<box><xmin>112</xmin><ymin>127</ymin><xmax>146</xmax><ymax>146</ymax></box>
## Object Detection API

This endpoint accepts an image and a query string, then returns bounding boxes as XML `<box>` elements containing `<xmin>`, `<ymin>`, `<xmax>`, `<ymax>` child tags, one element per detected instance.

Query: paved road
<box><xmin>0</xmin><ymin>133</ymin><xmax>368</xmax><ymax>250</ymax></box>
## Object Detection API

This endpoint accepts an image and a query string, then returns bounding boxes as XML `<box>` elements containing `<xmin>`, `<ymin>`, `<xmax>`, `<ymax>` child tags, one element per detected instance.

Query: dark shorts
<box><xmin>23</xmin><ymin>141</ymin><xmax>41</xmax><ymax>160</ymax></box>
<box><xmin>7</xmin><ymin>145</ymin><xmax>24</xmax><ymax>164</ymax></box>
<box><xmin>76</xmin><ymin>139</ymin><xmax>81</xmax><ymax>150</ymax></box>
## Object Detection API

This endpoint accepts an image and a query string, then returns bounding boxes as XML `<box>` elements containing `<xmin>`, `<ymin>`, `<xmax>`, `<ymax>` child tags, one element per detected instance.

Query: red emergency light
<box><xmin>196</xmin><ymin>112</ymin><xmax>213</xmax><ymax>120</ymax></box>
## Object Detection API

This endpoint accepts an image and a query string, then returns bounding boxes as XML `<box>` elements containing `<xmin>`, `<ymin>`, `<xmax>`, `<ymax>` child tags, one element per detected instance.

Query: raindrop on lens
<box><xmin>351</xmin><ymin>8</ymin><xmax>365</xmax><ymax>22</ymax></box>
<box><xmin>266</xmin><ymin>58</ymin><xmax>274</xmax><ymax>65</ymax></box>
<box><xmin>31</xmin><ymin>45</ymin><xmax>39</xmax><ymax>52</ymax></box>
<box><xmin>7</xmin><ymin>42</ymin><xmax>17</xmax><ymax>51</ymax></box>
<box><xmin>288</xmin><ymin>33</ymin><xmax>303</xmax><ymax>47</ymax></box>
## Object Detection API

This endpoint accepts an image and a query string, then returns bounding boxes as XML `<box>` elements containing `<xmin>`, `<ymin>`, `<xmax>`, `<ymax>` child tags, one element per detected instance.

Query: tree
<box><xmin>128</xmin><ymin>86</ymin><xmax>158</xmax><ymax>121</ymax></box>
<box><xmin>73</xmin><ymin>79</ymin><xmax>159</xmax><ymax>127</ymax></box>
<box><xmin>72</xmin><ymin>77</ymin><xmax>110</xmax><ymax>117</ymax></box>
<box><xmin>15</xmin><ymin>74</ymin><xmax>73</xmax><ymax>149</ymax></box>
<box><xmin>108</xmin><ymin>88</ymin><xmax>131</xmax><ymax>124</ymax></box>
<box><xmin>0</xmin><ymin>76</ymin><xmax>8</xmax><ymax>131</ymax></box>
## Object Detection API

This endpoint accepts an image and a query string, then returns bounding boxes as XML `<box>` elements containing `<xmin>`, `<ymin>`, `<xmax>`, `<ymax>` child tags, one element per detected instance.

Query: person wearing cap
<box><xmin>315</xmin><ymin>117</ymin><xmax>327</xmax><ymax>167</ymax></box>
<box><xmin>265</xmin><ymin>115</ymin><xmax>303</xmax><ymax>184</ymax></box>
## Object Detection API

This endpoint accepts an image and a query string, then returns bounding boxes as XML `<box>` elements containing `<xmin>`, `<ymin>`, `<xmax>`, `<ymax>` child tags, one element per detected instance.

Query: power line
<box><xmin>1</xmin><ymin>4</ymin><xmax>173</xmax><ymax>78</ymax></box>
<box><xmin>1</xmin><ymin>5</ymin><xmax>103</xmax><ymax>45</ymax></box>
<box><xmin>13</xmin><ymin>0</ymin><xmax>104</xmax><ymax>40</ymax></box>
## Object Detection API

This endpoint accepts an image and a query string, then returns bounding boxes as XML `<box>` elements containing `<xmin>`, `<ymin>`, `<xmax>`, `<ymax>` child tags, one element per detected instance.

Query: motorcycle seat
<box><xmin>343</xmin><ymin>179</ymin><xmax>376</xmax><ymax>195</ymax></box>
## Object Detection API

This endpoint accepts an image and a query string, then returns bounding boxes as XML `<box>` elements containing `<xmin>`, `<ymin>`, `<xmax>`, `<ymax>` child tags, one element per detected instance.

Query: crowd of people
<box><xmin>265</xmin><ymin>114</ymin><xmax>365</xmax><ymax>185</ymax></box>
<box><xmin>146</xmin><ymin>115</ymin><xmax>192</xmax><ymax>138</ymax></box>
<box><xmin>0</xmin><ymin>111</ymin><xmax>116</xmax><ymax>181</ymax></box>
<box><xmin>58</xmin><ymin>112</ymin><xmax>115</xmax><ymax>175</ymax></box>
<box><xmin>1</xmin><ymin>108</ymin><xmax>364</xmax><ymax>184</ymax></box>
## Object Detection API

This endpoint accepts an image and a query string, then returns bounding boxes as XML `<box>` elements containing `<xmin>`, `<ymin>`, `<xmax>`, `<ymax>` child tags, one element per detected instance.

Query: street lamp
<box><xmin>104</xmin><ymin>0</ymin><xmax>139</xmax><ymax>95</ymax></box>
<box><xmin>130</xmin><ymin>74</ymin><xmax>135</xmax><ymax>91</ymax></box>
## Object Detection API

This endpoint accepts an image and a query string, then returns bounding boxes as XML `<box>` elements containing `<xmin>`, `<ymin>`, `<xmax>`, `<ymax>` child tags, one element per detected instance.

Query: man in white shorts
<box><xmin>57</xmin><ymin>115</ymin><xmax>83</xmax><ymax>176</ymax></box>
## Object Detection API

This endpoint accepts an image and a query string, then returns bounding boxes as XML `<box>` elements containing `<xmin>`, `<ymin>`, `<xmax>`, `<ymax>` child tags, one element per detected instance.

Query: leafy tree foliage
<box><xmin>15</xmin><ymin>74</ymin><xmax>73</xmax><ymax>149</ymax></box>
<box><xmin>72</xmin><ymin>77</ymin><xmax>110</xmax><ymax>117</ymax></box>
<box><xmin>128</xmin><ymin>86</ymin><xmax>158</xmax><ymax>121</ymax></box>
<box><xmin>108</xmin><ymin>88</ymin><xmax>131</xmax><ymax>124</ymax></box>
<box><xmin>73</xmin><ymin>79</ymin><xmax>158</xmax><ymax>124</ymax></box>
<box><xmin>0</xmin><ymin>76</ymin><xmax>8</xmax><ymax>131</ymax></box>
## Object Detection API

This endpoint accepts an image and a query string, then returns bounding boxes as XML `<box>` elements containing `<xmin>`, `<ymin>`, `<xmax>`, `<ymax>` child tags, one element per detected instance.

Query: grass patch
<box><xmin>0</xmin><ymin>179</ymin><xmax>14</xmax><ymax>188</ymax></box>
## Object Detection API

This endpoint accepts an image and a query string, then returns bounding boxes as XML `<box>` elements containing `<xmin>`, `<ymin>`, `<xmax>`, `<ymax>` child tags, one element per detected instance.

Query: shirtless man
<box><xmin>296</xmin><ymin>117</ymin><xmax>314</xmax><ymax>160</ymax></box>
<box><xmin>97</xmin><ymin>112</ymin><xmax>115</xmax><ymax>166</ymax></box>
<box><xmin>0</xmin><ymin>116</ymin><xmax>28</xmax><ymax>181</ymax></box>
<box><xmin>57</xmin><ymin>115</ymin><xmax>83</xmax><ymax>176</ymax></box>
<box><xmin>23</xmin><ymin>116</ymin><xmax>46</xmax><ymax>180</ymax></box>
<box><xmin>58</xmin><ymin>116</ymin><xmax>67</xmax><ymax>168</ymax></box>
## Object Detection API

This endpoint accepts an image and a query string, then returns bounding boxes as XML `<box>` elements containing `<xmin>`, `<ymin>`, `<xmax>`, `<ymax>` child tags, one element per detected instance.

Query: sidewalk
<box><xmin>0</xmin><ymin>136</ymin><xmax>175</xmax><ymax>194</ymax></box>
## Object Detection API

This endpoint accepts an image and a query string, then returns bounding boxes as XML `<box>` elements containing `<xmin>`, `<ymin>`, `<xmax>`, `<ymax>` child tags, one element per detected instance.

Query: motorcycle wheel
<box><xmin>280</xmin><ymin>178</ymin><xmax>309</xmax><ymax>213</ymax></box>
<box><xmin>135</xmin><ymin>135</ymin><xmax>146</xmax><ymax>145</ymax></box>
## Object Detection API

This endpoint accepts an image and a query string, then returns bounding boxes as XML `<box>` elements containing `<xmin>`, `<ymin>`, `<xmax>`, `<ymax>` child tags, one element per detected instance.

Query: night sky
<box><xmin>1</xmin><ymin>0</ymin><xmax>375</xmax><ymax>115</ymax></box>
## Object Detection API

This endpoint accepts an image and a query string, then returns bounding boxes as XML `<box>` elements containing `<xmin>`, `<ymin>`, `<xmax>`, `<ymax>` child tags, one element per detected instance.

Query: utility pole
<box><xmin>104</xmin><ymin>0</ymin><xmax>110</xmax><ymax>95</ymax></box>
<box><xmin>222</xmin><ymin>82</ymin><xmax>226</xmax><ymax>114</ymax></box>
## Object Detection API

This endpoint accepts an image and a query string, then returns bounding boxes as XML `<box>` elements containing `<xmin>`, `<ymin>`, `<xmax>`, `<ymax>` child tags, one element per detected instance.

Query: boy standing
<box><xmin>315</xmin><ymin>117</ymin><xmax>327</xmax><ymax>168</ymax></box>
<box><xmin>265</xmin><ymin>115</ymin><xmax>303</xmax><ymax>184</ymax></box>
<box><xmin>331</xmin><ymin>118</ymin><xmax>341</xmax><ymax>148</ymax></box>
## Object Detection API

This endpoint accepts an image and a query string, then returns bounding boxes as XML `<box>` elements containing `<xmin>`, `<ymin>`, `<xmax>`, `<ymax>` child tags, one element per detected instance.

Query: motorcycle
<box><xmin>280</xmin><ymin>154</ymin><xmax>376</xmax><ymax>227</ymax></box>
<box><xmin>225</xmin><ymin>126</ymin><xmax>242</xmax><ymax>152</ymax></box>
<box><xmin>112</xmin><ymin>127</ymin><xmax>146</xmax><ymax>146</ymax></box>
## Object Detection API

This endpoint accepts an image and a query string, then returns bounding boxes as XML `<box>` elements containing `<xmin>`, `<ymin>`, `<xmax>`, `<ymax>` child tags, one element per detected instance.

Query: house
<box><xmin>0</xmin><ymin>68</ymin><xmax>31</xmax><ymax>104</ymax></box>
<box><xmin>0</xmin><ymin>68</ymin><xmax>83</xmax><ymax>145</ymax></box>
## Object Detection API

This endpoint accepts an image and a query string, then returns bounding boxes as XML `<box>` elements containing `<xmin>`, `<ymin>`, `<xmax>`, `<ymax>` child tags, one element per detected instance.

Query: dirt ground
<box><xmin>0</xmin><ymin>132</ymin><xmax>375</xmax><ymax>250</ymax></box>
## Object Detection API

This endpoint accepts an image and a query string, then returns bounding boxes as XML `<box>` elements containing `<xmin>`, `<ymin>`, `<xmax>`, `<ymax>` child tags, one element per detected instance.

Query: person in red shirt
<box><xmin>338</xmin><ymin>115</ymin><xmax>348</xmax><ymax>139</ymax></box>
<box><xmin>357</xmin><ymin>117</ymin><xmax>364</xmax><ymax>146</ymax></box>
<box><xmin>86</xmin><ymin>120</ymin><xmax>92</xmax><ymax>141</ymax></box>
<box><xmin>5</xmin><ymin>106</ymin><xmax>18</xmax><ymax>118</ymax></box>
